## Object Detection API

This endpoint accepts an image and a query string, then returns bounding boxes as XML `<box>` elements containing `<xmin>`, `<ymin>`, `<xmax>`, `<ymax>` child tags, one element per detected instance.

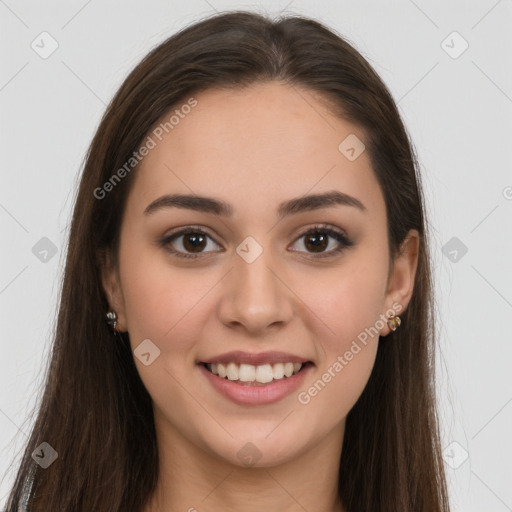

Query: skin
<box><xmin>102</xmin><ymin>82</ymin><xmax>419</xmax><ymax>512</ymax></box>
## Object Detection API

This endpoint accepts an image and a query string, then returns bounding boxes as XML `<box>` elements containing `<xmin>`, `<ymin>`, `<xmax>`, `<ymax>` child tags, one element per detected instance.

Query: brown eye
<box><xmin>182</xmin><ymin>233</ymin><xmax>207</xmax><ymax>253</ymax></box>
<box><xmin>161</xmin><ymin>228</ymin><xmax>222</xmax><ymax>259</ymax></box>
<box><xmin>290</xmin><ymin>226</ymin><xmax>354</xmax><ymax>258</ymax></box>
<box><xmin>303</xmin><ymin>232</ymin><xmax>329</xmax><ymax>253</ymax></box>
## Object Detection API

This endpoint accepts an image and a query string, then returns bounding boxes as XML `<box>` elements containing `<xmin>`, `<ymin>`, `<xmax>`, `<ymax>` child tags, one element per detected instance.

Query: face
<box><xmin>103</xmin><ymin>82</ymin><xmax>418</xmax><ymax>468</ymax></box>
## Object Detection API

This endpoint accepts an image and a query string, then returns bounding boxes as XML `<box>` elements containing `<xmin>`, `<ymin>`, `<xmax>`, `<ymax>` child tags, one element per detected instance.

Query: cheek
<box><xmin>118</xmin><ymin>243</ymin><xmax>213</xmax><ymax>352</ymax></box>
<box><xmin>289</xmin><ymin>260</ymin><xmax>386</xmax><ymax>409</ymax></box>
<box><xmin>289</xmin><ymin>255</ymin><xmax>387</xmax><ymax>347</ymax></box>
<box><xmin>295</xmin><ymin>284</ymin><xmax>382</xmax><ymax>420</ymax></box>
<box><xmin>119</xmin><ymin>250</ymin><xmax>216</xmax><ymax>411</ymax></box>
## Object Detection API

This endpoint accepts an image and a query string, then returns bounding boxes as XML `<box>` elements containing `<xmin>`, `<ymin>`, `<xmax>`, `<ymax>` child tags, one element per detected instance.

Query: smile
<box><xmin>203</xmin><ymin>361</ymin><xmax>308</xmax><ymax>384</ymax></box>
<box><xmin>198</xmin><ymin>361</ymin><xmax>314</xmax><ymax>405</ymax></box>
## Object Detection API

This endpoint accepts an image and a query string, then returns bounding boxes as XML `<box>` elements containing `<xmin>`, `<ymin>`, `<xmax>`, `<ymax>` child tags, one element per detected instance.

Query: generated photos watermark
<box><xmin>93</xmin><ymin>97</ymin><xmax>198</xmax><ymax>200</ymax></box>
<box><xmin>297</xmin><ymin>301</ymin><xmax>403</xmax><ymax>405</ymax></box>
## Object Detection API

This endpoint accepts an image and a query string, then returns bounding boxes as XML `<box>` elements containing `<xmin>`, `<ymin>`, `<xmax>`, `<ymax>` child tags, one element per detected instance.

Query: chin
<box><xmin>201</xmin><ymin>428</ymin><xmax>310</xmax><ymax>469</ymax></box>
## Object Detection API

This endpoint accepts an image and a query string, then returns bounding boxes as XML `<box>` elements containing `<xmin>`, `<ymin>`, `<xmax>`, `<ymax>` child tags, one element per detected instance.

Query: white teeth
<box><xmin>226</xmin><ymin>362</ymin><xmax>238</xmax><ymax>381</ymax></box>
<box><xmin>255</xmin><ymin>364</ymin><xmax>273</xmax><ymax>383</ymax></box>
<box><xmin>239</xmin><ymin>364</ymin><xmax>256</xmax><ymax>382</ymax></box>
<box><xmin>217</xmin><ymin>363</ymin><xmax>227</xmax><ymax>378</ymax></box>
<box><xmin>272</xmin><ymin>363</ymin><xmax>284</xmax><ymax>379</ymax></box>
<box><xmin>206</xmin><ymin>361</ymin><xmax>305</xmax><ymax>383</ymax></box>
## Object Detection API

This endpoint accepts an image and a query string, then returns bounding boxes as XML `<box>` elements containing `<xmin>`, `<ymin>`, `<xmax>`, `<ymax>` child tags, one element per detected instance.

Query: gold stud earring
<box><xmin>387</xmin><ymin>313</ymin><xmax>401</xmax><ymax>332</ymax></box>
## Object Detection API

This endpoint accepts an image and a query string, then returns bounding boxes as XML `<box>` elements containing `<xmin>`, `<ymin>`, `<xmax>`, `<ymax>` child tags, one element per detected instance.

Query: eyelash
<box><xmin>159</xmin><ymin>224</ymin><xmax>354</xmax><ymax>260</ymax></box>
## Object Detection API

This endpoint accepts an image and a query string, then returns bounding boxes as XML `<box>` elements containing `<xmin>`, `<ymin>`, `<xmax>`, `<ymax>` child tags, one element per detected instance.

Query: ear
<box><xmin>381</xmin><ymin>229</ymin><xmax>420</xmax><ymax>336</ymax></box>
<box><xmin>99</xmin><ymin>249</ymin><xmax>127</xmax><ymax>332</ymax></box>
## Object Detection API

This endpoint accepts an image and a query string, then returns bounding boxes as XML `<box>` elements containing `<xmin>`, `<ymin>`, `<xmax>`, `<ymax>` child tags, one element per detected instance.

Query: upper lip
<box><xmin>199</xmin><ymin>351</ymin><xmax>312</xmax><ymax>366</ymax></box>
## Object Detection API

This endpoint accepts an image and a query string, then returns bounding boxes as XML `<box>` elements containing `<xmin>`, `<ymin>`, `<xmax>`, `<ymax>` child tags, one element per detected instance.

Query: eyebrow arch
<box><xmin>143</xmin><ymin>190</ymin><xmax>366</xmax><ymax>218</ymax></box>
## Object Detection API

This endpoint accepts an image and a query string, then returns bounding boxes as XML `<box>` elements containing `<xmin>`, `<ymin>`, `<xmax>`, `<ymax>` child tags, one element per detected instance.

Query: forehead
<box><xmin>127</xmin><ymin>82</ymin><xmax>385</xmax><ymax>223</ymax></box>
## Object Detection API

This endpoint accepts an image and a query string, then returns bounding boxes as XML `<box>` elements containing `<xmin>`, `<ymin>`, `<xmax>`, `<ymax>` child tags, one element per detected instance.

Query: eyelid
<box><xmin>289</xmin><ymin>223</ymin><xmax>350</xmax><ymax>243</ymax></box>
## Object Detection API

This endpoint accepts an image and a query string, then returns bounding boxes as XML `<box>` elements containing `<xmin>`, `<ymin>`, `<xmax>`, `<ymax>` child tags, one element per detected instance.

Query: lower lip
<box><xmin>198</xmin><ymin>363</ymin><xmax>313</xmax><ymax>406</ymax></box>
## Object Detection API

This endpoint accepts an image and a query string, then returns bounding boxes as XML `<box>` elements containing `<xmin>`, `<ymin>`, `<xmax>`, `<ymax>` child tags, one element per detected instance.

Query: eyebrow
<box><xmin>143</xmin><ymin>190</ymin><xmax>366</xmax><ymax>218</ymax></box>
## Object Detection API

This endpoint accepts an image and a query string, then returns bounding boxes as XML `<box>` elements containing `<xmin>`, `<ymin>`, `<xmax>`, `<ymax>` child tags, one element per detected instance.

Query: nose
<box><xmin>217</xmin><ymin>245</ymin><xmax>294</xmax><ymax>335</ymax></box>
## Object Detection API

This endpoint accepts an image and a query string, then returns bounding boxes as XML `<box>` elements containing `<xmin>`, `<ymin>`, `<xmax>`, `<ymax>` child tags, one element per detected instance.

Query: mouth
<box><xmin>199</xmin><ymin>361</ymin><xmax>314</xmax><ymax>387</ymax></box>
<box><xmin>198</xmin><ymin>358</ymin><xmax>315</xmax><ymax>405</ymax></box>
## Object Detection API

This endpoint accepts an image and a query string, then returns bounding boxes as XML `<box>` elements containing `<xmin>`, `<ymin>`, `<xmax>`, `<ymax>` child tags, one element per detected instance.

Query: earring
<box><xmin>105</xmin><ymin>310</ymin><xmax>118</xmax><ymax>332</ymax></box>
<box><xmin>387</xmin><ymin>313</ymin><xmax>401</xmax><ymax>332</ymax></box>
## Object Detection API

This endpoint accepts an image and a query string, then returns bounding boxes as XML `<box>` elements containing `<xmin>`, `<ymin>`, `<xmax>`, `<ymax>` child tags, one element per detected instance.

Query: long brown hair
<box><xmin>3</xmin><ymin>10</ymin><xmax>450</xmax><ymax>511</ymax></box>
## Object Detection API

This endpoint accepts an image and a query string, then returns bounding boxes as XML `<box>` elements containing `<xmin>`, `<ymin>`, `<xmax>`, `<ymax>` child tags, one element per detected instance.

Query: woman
<box><xmin>4</xmin><ymin>10</ymin><xmax>450</xmax><ymax>512</ymax></box>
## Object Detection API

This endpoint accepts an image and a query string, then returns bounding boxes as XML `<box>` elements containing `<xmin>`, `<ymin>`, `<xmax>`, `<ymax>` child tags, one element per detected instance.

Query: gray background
<box><xmin>1</xmin><ymin>0</ymin><xmax>511</xmax><ymax>509</ymax></box>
